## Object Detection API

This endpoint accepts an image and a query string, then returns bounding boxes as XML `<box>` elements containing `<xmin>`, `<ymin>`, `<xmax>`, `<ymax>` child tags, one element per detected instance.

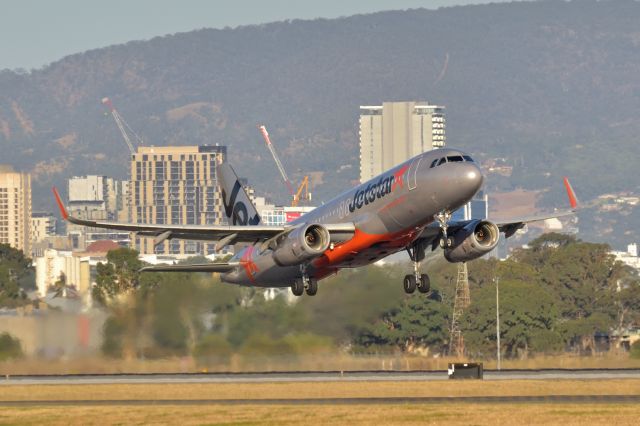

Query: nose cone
<box><xmin>458</xmin><ymin>162</ymin><xmax>484</xmax><ymax>198</ymax></box>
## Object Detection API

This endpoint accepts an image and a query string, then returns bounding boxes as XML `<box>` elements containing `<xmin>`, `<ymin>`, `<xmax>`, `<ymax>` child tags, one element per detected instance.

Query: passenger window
<box><xmin>463</xmin><ymin>155</ymin><xmax>474</xmax><ymax>162</ymax></box>
<box><xmin>437</xmin><ymin>157</ymin><xmax>447</xmax><ymax>166</ymax></box>
<box><xmin>447</xmin><ymin>156</ymin><xmax>464</xmax><ymax>162</ymax></box>
<box><xmin>430</xmin><ymin>159</ymin><xmax>438</xmax><ymax>168</ymax></box>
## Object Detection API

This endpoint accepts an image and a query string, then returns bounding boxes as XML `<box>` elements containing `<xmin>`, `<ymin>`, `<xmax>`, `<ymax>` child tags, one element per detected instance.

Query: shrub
<box><xmin>283</xmin><ymin>333</ymin><xmax>335</xmax><ymax>355</ymax></box>
<box><xmin>630</xmin><ymin>340</ymin><xmax>640</xmax><ymax>359</ymax></box>
<box><xmin>238</xmin><ymin>334</ymin><xmax>294</xmax><ymax>357</ymax></box>
<box><xmin>194</xmin><ymin>334</ymin><xmax>233</xmax><ymax>359</ymax></box>
<box><xmin>101</xmin><ymin>316</ymin><xmax>124</xmax><ymax>358</ymax></box>
<box><xmin>0</xmin><ymin>332</ymin><xmax>23</xmax><ymax>361</ymax></box>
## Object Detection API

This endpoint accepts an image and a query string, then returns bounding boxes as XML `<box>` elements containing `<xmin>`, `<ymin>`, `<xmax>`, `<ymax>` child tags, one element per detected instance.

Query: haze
<box><xmin>2</xmin><ymin>0</ymin><xmax>521</xmax><ymax>70</ymax></box>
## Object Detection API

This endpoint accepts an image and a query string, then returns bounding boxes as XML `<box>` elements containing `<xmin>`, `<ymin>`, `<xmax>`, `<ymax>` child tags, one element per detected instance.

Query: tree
<box><xmin>298</xmin><ymin>264</ymin><xmax>406</xmax><ymax>343</ymax></box>
<box><xmin>510</xmin><ymin>234</ymin><xmax>627</xmax><ymax>352</ymax></box>
<box><xmin>94</xmin><ymin>248</ymin><xmax>161</xmax><ymax>359</ymax></box>
<box><xmin>52</xmin><ymin>272</ymin><xmax>77</xmax><ymax>298</ymax></box>
<box><xmin>462</xmin><ymin>280</ymin><xmax>561</xmax><ymax>359</ymax></box>
<box><xmin>0</xmin><ymin>332</ymin><xmax>23</xmax><ymax>361</ymax></box>
<box><xmin>226</xmin><ymin>293</ymin><xmax>308</xmax><ymax>348</ymax></box>
<box><xmin>356</xmin><ymin>293</ymin><xmax>450</xmax><ymax>354</ymax></box>
<box><xmin>612</xmin><ymin>270</ymin><xmax>640</xmax><ymax>332</ymax></box>
<box><xmin>93</xmin><ymin>248</ymin><xmax>144</xmax><ymax>305</ymax></box>
<box><xmin>0</xmin><ymin>244</ymin><xmax>32</xmax><ymax>308</ymax></box>
<box><xmin>631</xmin><ymin>340</ymin><xmax>640</xmax><ymax>359</ymax></box>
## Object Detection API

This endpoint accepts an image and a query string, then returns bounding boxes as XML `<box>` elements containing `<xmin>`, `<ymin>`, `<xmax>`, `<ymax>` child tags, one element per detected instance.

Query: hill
<box><xmin>0</xmin><ymin>0</ymin><xmax>638</xmax><ymax>246</ymax></box>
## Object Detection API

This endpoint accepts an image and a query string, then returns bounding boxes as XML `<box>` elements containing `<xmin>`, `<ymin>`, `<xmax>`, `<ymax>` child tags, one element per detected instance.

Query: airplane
<box><xmin>52</xmin><ymin>148</ymin><xmax>578</xmax><ymax>297</ymax></box>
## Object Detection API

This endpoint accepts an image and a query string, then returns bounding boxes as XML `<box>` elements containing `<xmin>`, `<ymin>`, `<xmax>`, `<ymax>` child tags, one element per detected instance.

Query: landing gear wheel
<box><xmin>439</xmin><ymin>237</ymin><xmax>453</xmax><ymax>248</ymax></box>
<box><xmin>417</xmin><ymin>274</ymin><xmax>431</xmax><ymax>294</ymax></box>
<box><xmin>291</xmin><ymin>279</ymin><xmax>304</xmax><ymax>296</ymax></box>
<box><xmin>435</xmin><ymin>211</ymin><xmax>452</xmax><ymax>249</ymax></box>
<box><xmin>305</xmin><ymin>279</ymin><xmax>318</xmax><ymax>296</ymax></box>
<box><xmin>403</xmin><ymin>275</ymin><xmax>417</xmax><ymax>294</ymax></box>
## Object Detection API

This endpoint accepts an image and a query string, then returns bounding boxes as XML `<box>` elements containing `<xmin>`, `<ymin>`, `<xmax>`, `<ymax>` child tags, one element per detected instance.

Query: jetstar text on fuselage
<box><xmin>348</xmin><ymin>165</ymin><xmax>408</xmax><ymax>213</ymax></box>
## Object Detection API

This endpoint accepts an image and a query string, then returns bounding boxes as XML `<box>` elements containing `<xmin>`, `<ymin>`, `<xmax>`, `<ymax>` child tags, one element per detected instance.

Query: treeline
<box><xmin>95</xmin><ymin>233</ymin><xmax>640</xmax><ymax>361</ymax></box>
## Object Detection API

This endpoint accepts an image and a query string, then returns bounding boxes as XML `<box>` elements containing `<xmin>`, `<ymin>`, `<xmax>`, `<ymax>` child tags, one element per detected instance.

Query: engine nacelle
<box><xmin>272</xmin><ymin>224</ymin><xmax>331</xmax><ymax>266</ymax></box>
<box><xmin>444</xmin><ymin>220</ymin><xmax>500</xmax><ymax>263</ymax></box>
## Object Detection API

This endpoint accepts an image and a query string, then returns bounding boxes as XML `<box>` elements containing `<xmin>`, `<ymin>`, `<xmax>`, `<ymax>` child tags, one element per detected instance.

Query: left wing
<box><xmin>492</xmin><ymin>177</ymin><xmax>578</xmax><ymax>238</ymax></box>
<box><xmin>53</xmin><ymin>187</ymin><xmax>354</xmax><ymax>246</ymax></box>
<box><xmin>418</xmin><ymin>177</ymin><xmax>578</xmax><ymax>245</ymax></box>
<box><xmin>140</xmin><ymin>262</ymin><xmax>239</xmax><ymax>273</ymax></box>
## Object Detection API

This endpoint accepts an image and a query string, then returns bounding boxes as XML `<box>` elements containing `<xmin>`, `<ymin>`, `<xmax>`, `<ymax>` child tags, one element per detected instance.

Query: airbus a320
<box><xmin>53</xmin><ymin>148</ymin><xmax>577</xmax><ymax>296</ymax></box>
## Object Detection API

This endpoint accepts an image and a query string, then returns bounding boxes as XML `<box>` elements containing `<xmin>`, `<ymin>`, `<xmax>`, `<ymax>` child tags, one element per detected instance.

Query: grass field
<box><xmin>0</xmin><ymin>403</ymin><xmax>639</xmax><ymax>426</ymax></box>
<box><xmin>0</xmin><ymin>380</ymin><xmax>639</xmax><ymax>400</ymax></box>
<box><xmin>0</xmin><ymin>380</ymin><xmax>638</xmax><ymax>425</ymax></box>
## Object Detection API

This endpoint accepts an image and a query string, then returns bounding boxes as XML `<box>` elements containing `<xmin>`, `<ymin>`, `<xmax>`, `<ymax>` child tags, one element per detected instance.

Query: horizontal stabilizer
<box><xmin>140</xmin><ymin>263</ymin><xmax>238</xmax><ymax>273</ymax></box>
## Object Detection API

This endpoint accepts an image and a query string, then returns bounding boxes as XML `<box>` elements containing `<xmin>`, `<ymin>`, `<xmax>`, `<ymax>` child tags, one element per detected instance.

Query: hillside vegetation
<box><xmin>0</xmin><ymin>1</ymin><xmax>638</xmax><ymax>244</ymax></box>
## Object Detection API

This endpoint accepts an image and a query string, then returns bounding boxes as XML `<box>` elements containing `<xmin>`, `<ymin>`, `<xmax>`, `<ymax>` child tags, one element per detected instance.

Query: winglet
<box><xmin>52</xmin><ymin>187</ymin><xmax>68</xmax><ymax>220</ymax></box>
<box><xmin>563</xmin><ymin>177</ymin><xmax>578</xmax><ymax>209</ymax></box>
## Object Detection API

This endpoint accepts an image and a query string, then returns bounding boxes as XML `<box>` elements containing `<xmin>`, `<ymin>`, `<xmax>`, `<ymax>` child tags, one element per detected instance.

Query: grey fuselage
<box><xmin>223</xmin><ymin>148</ymin><xmax>483</xmax><ymax>287</ymax></box>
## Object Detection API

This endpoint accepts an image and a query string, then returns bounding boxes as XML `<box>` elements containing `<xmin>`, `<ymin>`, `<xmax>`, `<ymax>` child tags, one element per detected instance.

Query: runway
<box><xmin>0</xmin><ymin>395</ymin><xmax>638</xmax><ymax>406</ymax></box>
<box><xmin>2</xmin><ymin>369</ymin><xmax>640</xmax><ymax>385</ymax></box>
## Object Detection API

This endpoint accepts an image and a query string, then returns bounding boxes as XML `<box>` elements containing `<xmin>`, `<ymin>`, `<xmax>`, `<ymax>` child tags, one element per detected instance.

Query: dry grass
<box><xmin>0</xmin><ymin>380</ymin><xmax>638</xmax><ymax>401</ymax></box>
<box><xmin>1</xmin><ymin>352</ymin><xmax>639</xmax><ymax>375</ymax></box>
<box><xmin>0</xmin><ymin>380</ymin><xmax>638</xmax><ymax>425</ymax></box>
<box><xmin>0</xmin><ymin>404</ymin><xmax>638</xmax><ymax>426</ymax></box>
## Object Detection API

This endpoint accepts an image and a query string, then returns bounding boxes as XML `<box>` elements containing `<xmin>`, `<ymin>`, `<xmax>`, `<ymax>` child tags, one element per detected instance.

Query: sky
<box><xmin>0</xmin><ymin>0</ymin><xmax>520</xmax><ymax>71</ymax></box>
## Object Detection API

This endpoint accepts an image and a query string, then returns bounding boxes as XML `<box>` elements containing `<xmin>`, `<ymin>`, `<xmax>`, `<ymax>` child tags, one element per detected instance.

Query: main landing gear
<box><xmin>405</xmin><ymin>242</ymin><xmax>431</xmax><ymax>294</ymax></box>
<box><xmin>291</xmin><ymin>270</ymin><xmax>318</xmax><ymax>297</ymax></box>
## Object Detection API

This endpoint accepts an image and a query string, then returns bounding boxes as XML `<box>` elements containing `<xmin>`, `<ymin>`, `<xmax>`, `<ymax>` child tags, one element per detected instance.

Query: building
<box><xmin>451</xmin><ymin>191</ymin><xmax>489</xmax><ymax>222</ymax></box>
<box><xmin>359</xmin><ymin>102</ymin><xmax>445</xmax><ymax>182</ymax></box>
<box><xmin>34</xmin><ymin>240</ymin><xmax>121</xmax><ymax>299</ymax></box>
<box><xmin>0</xmin><ymin>165</ymin><xmax>32</xmax><ymax>254</ymax></box>
<box><xmin>259</xmin><ymin>205</ymin><xmax>316</xmax><ymax>226</ymax></box>
<box><xmin>31</xmin><ymin>212</ymin><xmax>57</xmax><ymax>247</ymax></box>
<box><xmin>66</xmin><ymin>175</ymin><xmax>129</xmax><ymax>250</ymax></box>
<box><xmin>612</xmin><ymin>243</ymin><xmax>640</xmax><ymax>271</ymax></box>
<box><xmin>67</xmin><ymin>175</ymin><xmax>125</xmax><ymax>221</ymax></box>
<box><xmin>130</xmin><ymin>145</ymin><xmax>226</xmax><ymax>255</ymax></box>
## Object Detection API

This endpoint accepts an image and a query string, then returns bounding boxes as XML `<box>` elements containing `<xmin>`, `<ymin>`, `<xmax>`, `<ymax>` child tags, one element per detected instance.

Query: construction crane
<box><xmin>294</xmin><ymin>176</ymin><xmax>311</xmax><ymax>207</ymax></box>
<box><xmin>258</xmin><ymin>125</ymin><xmax>311</xmax><ymax>207</ymax></box>
<box><xmin>102</xmin><ymin>97</ymin><xmax>144</xmax><ymax>154</ymax></box>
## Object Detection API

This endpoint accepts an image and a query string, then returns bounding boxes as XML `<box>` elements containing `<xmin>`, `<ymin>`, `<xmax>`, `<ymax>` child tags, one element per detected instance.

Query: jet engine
<box><xmin>272</xmin><ymin>224</ymin><xmax>331</xmax><ymax>266</ymax></box>
<box><xmin>444</xmin><ymin>220</ymin><xmax>500</xmax><ymax>263</ymax></box>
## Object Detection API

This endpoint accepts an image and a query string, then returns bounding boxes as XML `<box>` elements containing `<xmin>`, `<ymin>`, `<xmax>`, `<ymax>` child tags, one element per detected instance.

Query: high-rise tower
<box><xmin>0</xmin><ymin>165</ymin><xmax>32</xmax><ymax>255</ymax></box>
<box><xmin>359</xmin><ymin>101</ymin><xmax>445</xmax><ymax>182</ymax></box>
<box><xmin>130</xmin><ymin>145</ymin><xmax>226</xmax><ymax>255</ymax></box>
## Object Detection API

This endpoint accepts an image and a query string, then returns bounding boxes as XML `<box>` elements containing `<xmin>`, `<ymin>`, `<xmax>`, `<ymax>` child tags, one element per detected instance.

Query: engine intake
<box><xmin>444</xmin><ymin>220</ymin><xmax>500</xmax><ymax>263</ymax></box>
<box><xmin>272</xmin><ymin>224</ymin><xmax>330</xmax><ymax>266</ymax></box>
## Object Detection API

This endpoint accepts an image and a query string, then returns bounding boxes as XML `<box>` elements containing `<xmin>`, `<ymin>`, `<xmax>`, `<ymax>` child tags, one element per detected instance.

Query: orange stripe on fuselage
<box><xmin>312</xmin><ymin>227</ymin><xmax>420</xmax><ymax>270</ymax></box>
<box><xmin>239</xmin><ymin>245</ymin><xmax>259</xmax><ymax>283</ymax></box>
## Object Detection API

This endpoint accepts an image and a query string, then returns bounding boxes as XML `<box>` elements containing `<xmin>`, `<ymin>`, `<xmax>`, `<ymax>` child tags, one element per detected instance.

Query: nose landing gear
<box><xmin>435</xmin><ymin>210</ymin><xmax>453</xmax><ymax>248</ymax></box>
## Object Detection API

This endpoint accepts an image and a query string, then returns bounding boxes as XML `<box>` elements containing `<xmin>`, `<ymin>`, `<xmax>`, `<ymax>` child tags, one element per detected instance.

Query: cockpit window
<box><xmin>432</xmin><ymin>155</ymin><xmax>474</xmax><ymax>167</ymax></box>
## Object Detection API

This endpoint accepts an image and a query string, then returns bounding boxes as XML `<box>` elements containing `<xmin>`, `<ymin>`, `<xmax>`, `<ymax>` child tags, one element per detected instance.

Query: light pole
<box><xmin>496</xmin><ymin>276</ymin><xmax>501</xmax><ymax>370</ymax></box>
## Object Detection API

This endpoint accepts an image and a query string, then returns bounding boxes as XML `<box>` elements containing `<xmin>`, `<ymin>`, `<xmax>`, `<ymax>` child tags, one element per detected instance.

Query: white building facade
<box><xmin>359</xmin><ymin>102</ymin><xmax>445</xmax><ymax>182</ymax></box>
